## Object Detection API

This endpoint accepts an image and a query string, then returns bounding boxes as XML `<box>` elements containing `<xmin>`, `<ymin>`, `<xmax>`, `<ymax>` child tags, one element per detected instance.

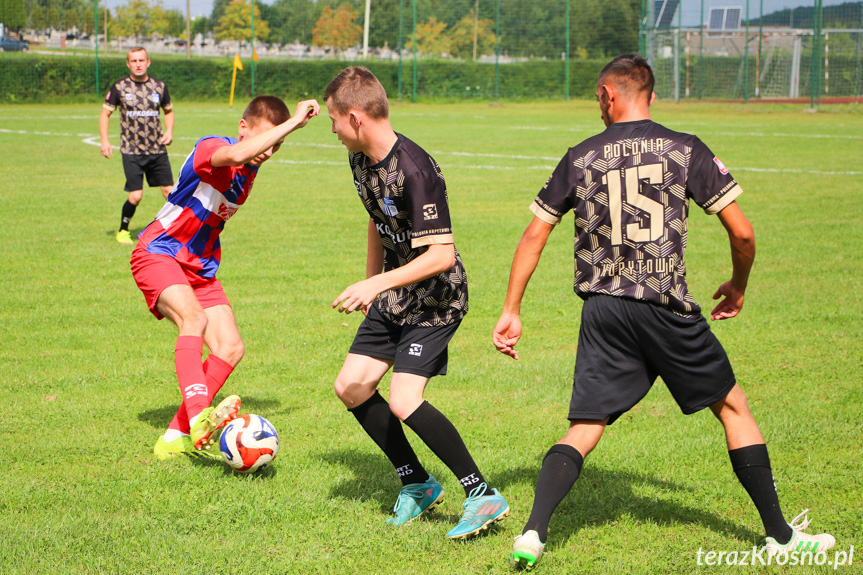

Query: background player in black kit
<box><xmin>492</xmin><ymin>54</ymin><xmax>835</xmax><ymax>570</ymax></box>
<box><xmin>325</xmin><ymin>66</ymin><xmax>509</xmax><ymax>540</ymax></box>
<box><xmin>99</xmin><ymin>47</ymin><xmax>175</xmax><ymax>245</ymax></box>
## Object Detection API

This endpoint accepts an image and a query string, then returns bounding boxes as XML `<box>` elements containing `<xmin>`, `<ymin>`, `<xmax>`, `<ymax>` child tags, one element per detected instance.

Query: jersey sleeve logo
<box><xmin>422</xmin><ymin>203</ymin><xmax>439</xmax><ymax>220</ymax></box>
<box><xmin>713</xmin><ymin>156</ymin><xmax>729</xmax><ymax>175</ymax></box>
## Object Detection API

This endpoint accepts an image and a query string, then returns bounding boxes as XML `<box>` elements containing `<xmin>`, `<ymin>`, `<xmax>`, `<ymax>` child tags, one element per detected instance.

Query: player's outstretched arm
<box><xmin>493</xmin><ymin>217</ymin><xmax>555</xmax><ymax>360</ymax></box>
<box><xmin>711</xmin><ymin>201</ymin><xmax>755</xmax><ymax>321</ymax></box>
<box><xmin>211</xmin><ymin>99</ymin><xmax>320</xmax><ymax>167</ymax></box>
<box><xmin>332</xmin><ymin>242</ymin><xmax>455</xmax><ymax>314</ymax></box>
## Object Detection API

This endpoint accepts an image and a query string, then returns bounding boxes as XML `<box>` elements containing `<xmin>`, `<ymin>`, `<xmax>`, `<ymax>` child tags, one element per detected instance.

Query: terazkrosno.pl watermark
<box><xmin>696</xmin><ymin>546</ymin><xmax>854</xmax><ymax>569</ymax></box>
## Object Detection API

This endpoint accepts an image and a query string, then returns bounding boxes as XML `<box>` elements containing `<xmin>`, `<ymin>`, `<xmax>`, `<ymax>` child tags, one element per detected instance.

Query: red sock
<box><xmin>174</xmin><ymin>335</ymin><xmax>209</xmax><ymax>424</ymax></box>
<box><xmin>167</xmin><ymin>354</ymin><xmax>234</xmax><ymax>434</ymax></box>
<box><xmin>203</xmin><ymin>355</ymin><xmax>234</xmax><ymax>402</ymax></box>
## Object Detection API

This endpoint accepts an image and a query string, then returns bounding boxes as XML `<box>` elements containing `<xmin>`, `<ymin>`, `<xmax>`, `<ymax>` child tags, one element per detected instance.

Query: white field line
<box><xmin>3</xmin><ymin>128</ymin><xmax>860</xmax><ymax>175</ymax></box>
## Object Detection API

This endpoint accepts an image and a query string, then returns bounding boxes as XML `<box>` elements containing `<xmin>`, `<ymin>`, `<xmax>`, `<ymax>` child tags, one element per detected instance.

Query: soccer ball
<box><xmin>219</xmin><ymin>414</ymin><xmax>279</xmax><ymax>473</ymax></box>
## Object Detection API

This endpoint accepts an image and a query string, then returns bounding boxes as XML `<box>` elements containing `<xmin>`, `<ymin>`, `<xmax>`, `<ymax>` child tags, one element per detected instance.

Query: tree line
<box><xmin>2</xmin><ymin>0</ymin><xmax>641</xmax><ymax>60</ymax></box>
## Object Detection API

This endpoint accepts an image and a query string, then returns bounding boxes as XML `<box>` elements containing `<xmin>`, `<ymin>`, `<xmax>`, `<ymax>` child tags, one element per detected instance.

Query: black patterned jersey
<box><xmin>103</xmin><ymin>76</ymin><xmax>172</xmax><ymax>155</ymax></box>
<box><xmin>531</xmin><ymin>119</ymin><xmax>742</xmax><ymax>316</ymax></box>
<box><xmin>348</xmin><ymin>134</ymin><xmax>468</xmax><ymax>327</ymax></box>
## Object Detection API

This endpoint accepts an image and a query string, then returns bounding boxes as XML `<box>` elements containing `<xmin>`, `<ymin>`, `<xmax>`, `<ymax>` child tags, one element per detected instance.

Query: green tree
<box><xmin>215</xmin><ymin>0</ymin><xmax>270</xmax><ymax>42</ymax></box>
<box><xmin>312</xmin><ymin>4</ymin><xmax>361</xmax><ymax>50</ymax></box>
<box><xmin>448</xmin><ymin>9</ymin><xmax>496</xmax><ymax>59</ymax></box>
<box><xmin>150</xmin><ymin>2</ymin><xmax>184</xmax><ymax>36</ymax></box>
<box><xmin>270</xmin><ymin>0</ymin><xmax>320</xmax><ymax>45</ymax></box>
<box><xmin>110</xmin><ymin>0</ymin><xmax>150</xmax><ymax>39</ymax></box>
<box><xmin>1</xmin><ymin>0</ymin><xmax>28</xmax><ymax>30</ymax></box>
<box><xmin>406</xmin><ymin>16</ymin><xmax>450</xmax><ymax>57</ymax></box>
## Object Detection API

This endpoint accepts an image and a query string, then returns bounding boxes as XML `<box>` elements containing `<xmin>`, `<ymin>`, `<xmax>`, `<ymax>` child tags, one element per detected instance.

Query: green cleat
<box><xmin>153</xmin><ymin>435</ymin><xmax>196</xmax><ymax>460</ymax></box>
<box><xmin>116</xmin><ymin>230</ymin><xmax>133</xmax><ymax>245</ymax></box>
<box><xmin>190</xmin><ymin>395</ymin><xmax>241</xmax><ymax>451</ymax></box>
<box><xmin>510</xmin><ymin>530</ymin><xmax>545</xmax><ymax>570</ymax></box>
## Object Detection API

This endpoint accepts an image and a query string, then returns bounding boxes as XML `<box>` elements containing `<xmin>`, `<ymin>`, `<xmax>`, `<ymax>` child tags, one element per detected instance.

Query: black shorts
<box><xmin>122</xmin><ymin>153</ymin><xmax>174</xmax><ymax>191</ymax></box>
<box><xmin>569</xmin><ymin>295</ymin><xmax>736</xmax><ymax>425</ymax></box>
<box><xmin>348</xmin><ymin>302</ymin><xmax>461</xmax><ymax>378</ymax></box>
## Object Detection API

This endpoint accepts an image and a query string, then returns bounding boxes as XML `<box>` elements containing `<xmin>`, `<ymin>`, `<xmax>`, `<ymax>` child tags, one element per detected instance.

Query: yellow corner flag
<box><xmin>230</xmin><ymin>54</ymin><xmax>243</xmax><ymax>108</ymax></box>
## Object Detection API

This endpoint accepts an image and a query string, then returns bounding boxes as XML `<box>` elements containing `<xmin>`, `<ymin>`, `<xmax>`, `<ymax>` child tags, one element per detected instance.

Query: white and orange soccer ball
<box><xmin>219</xmin><ymin>414</ymin><xmax>279</xmax><ymax>473</ymax></box>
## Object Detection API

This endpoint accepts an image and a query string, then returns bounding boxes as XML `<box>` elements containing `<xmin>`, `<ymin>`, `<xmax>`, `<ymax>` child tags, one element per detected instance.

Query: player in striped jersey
<box><xmin>131</xmin><ymin>95</ymin><xmax>320</xmax><ymax>459</ymax></box>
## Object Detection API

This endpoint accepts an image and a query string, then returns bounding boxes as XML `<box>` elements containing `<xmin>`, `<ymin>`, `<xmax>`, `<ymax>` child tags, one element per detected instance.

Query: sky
<box><xmin>98</xmin><ymin>0</ymin><xmax>856</xmax><ymax>27</ymax></box>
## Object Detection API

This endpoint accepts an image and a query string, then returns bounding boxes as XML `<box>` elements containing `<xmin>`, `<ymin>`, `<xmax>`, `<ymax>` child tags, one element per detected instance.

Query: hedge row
<box><xmin>0</xmin><ymin>54</ymin><xmax>605</xmax><ymax>103</ymax></box>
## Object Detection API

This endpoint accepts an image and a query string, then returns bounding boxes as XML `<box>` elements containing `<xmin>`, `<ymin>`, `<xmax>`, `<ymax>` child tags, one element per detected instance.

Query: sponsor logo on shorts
<box><xmin>408</xmin><ymin>343</ymin><xmax>423</xmax><ymax>357</ymax></box>
<box><xmin>422</xmin><ymin>203</ymin><xmax>438</xmax><ymax>220</ymax></box>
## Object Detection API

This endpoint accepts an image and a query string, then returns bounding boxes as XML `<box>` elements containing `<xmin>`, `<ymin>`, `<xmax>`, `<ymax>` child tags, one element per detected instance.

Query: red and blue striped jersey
<box><xmin>137</xmin><ymin>136</ymin><xmax>259</xmax><ymax>277</ymax></box>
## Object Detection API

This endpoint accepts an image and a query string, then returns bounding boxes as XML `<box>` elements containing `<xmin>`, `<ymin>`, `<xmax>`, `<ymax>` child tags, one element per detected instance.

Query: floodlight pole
<box><xmin>250</xmin><ymin>0</ymin><xmax>255</xmax><ymax>97</ymax></box>
<box><xmin>94</xmin><ymin>0</ymin><xmax>100</xmax><ymax>96</ymax></box>
<box><xmin>565</xmin><ymin>0</ymin><xmax>570</xmax><ymax>101</ymax></box>
<box><xmin>698</xmin><ymin>0</ymin><xmax>704</xmax><ymax>99</ymax></box>
<box><xmin>743</xmin><ymin>0</ymin><xmax>749</xmax><ymax>103</ymax></box>
<box><xmin>397</xmin><ymin>0</ymin><xmax>403</xmax><ymax>99</ymax></box>
<box><xmin>494</xmin><ymin>0</ymin><xmax>500</xmax><ymax>102</ymax></box>
<box><xmin>411</xmin><ymin>0</ymin><xmax>417</xmax><ymax>102</ymax></box>
<box><xmin>362</xmin><ymin>0</ymin><xmax>370</xmax><ymax>59</ymax></box>
<box><xmin>186</xmin><ymin>0</ymin><xmax>191</xmax><ymax>60</ymax></box>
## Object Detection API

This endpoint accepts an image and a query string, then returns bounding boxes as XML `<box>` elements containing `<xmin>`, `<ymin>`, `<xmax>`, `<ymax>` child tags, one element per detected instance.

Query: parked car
<box><xmin>0</xmin><ymin>37</ymin><xmax>29</xmax><ymax>52</ymax></box>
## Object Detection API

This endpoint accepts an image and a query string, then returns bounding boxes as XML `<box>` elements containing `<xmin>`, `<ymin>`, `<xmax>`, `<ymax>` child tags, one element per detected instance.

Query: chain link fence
<box><xmin>1</xmin><ymin>0</ymin><xmax>861</xmax><ymax>104</ymax></box>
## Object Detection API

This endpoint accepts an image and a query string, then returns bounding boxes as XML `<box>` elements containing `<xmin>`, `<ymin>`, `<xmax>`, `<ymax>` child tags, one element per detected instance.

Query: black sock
<box><xmin>524</xmin><ymin>444</ymin><xmax>584</xmax><ymax>542</ymax></box>
<box><xmin>348</xmin><ymin>392</ymin><xmax>428</xmax><ymax>486</ymax></box>
<box><xmin>120</xmin><ymin>200</ymin><xmax>137</xmax><ymax>231</ymax></box>
<box><xmin>403</xmin><ymin>401</ymin><xmax>489</xmax><ymax>497</ymax></box>
<box><xmin>729</xmin><ymin>444</ymin><xmax>793</xmax><ymax>543</ymax></box>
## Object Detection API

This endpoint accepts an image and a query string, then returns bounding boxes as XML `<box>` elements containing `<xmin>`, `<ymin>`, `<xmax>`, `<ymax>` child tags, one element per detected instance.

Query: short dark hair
<box><xmin>324</xmin><ymin>66</ymin><xmax>389</xmax><ymax>120</ymax></box>
<box><xmin>242</xmin><ymin>95</ymin><xmax>290</xmax><ymax>127</ymax></box>
<box><xmin>598</xmin><ymin>54</ymin><xmax>655</xmax><ymax>100</ymax></box>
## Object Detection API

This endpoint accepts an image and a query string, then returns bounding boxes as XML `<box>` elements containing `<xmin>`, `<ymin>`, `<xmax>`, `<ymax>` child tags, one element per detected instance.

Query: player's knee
<box><xmin>387</xmin><ymin>393</ymin><xmax>421</xmax><ymax>421</ymax></box>
<box><xmin>220</xmin><ymin>340</ymin><xmax>244</xmax><ymax>367</ymax></box>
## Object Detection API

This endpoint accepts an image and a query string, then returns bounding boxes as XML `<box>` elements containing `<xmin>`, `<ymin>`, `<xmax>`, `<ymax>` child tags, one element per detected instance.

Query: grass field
<box><xmin>1</xmin><ymin>99</ymin><xmax>861</xmax><ymax>574</ymax></box>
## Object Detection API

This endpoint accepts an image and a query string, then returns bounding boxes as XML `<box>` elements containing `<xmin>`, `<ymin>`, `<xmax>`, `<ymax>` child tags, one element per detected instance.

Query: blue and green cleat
<box><xmin>446</xmin><ymin>483</ymin><xmax>510</xmax><ymax>540</ymax></box>
<box><xmin>386</xmin><ymin>474</ymin><xmax>445</xmax><ymax>526</ymax></box>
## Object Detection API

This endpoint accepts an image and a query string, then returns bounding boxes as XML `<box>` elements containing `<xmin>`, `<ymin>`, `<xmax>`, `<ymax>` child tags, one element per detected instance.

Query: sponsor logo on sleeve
<box><xmin>422</xmin><ymin>203</ymin><xmax>438</xmax><ymax>220</ymax></box>
<box><xmin>713</xmin><ymin>156</ymin><xmax>729</xmax><ymax>175</ymax></box>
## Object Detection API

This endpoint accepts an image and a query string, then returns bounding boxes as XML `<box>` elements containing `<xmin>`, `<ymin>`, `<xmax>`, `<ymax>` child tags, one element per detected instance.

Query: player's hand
<box><xmin>100</xmin><ymin>142</ymin><xmax>113</xmax><ymax>159</ymax></box>
<box><xmin>493</xmin><ymin>313</ymin><xmax>523</xmax><ymax>360</ymax></box>
<box><xmin>160</xmin><ymin>132</ymin><xmax>173</xmax><ymax>146</ymax></box>
<box><xmin>710</xmin><ymin>280</ymin><xmax>744</xmax><ymax>320</ymax></box>
<box><xmin>294</xmin><ymin>99</ymin><xmax>320</xmax><ymax>128</ymax></box>
<box><xmin>332</xmin><ymin>277</ymin><xmax>382</xmax><ymax>314</ymax></box>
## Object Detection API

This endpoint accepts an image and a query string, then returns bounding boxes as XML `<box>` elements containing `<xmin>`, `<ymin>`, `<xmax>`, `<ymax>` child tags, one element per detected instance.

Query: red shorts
<box><xmin>131</xmin><ymin>245</ymin><xmax>230</xmax><ymax>320</ymax></box>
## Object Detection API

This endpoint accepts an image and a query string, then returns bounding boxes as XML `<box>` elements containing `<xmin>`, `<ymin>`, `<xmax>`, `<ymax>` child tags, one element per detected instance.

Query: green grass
<box><xmin>1</xmin><ymin>100</ymin><xmax>861</xmax><ymax>574</ymax></box>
